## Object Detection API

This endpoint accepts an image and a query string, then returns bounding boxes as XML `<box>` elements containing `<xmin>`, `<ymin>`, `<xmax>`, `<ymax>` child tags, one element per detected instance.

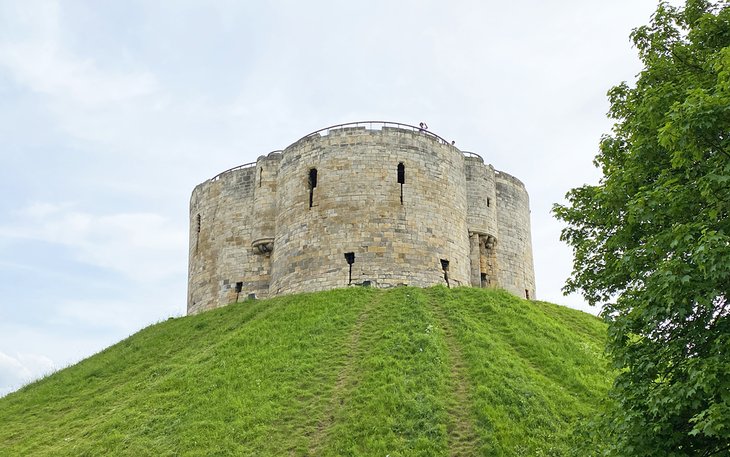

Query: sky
<box><xmin>0</xmin><ymin>0</ymin><xmax>678</xmax><ymax>397</ymax></box>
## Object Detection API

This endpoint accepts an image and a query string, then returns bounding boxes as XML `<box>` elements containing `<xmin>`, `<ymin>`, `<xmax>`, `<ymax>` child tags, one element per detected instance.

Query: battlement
<box><xmin>187</xmin><ymin>122</ymin><xmax>535</xmax><ymax>314</ymax></box>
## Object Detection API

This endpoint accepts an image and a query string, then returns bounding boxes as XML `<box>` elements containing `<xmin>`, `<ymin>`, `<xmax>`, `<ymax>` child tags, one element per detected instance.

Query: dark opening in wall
<box><xmin>481</xmin><ymin>273</ymin><xmax>488</xmax><ymax>287</ymax></box>
<box><xmin>487</xmin><ymin>197</ymin><xmax>491</xmax><ymax>207</ymax></box>
<box><xmin>344</xmin><ymin>252</ymin><xmax>355</xmax><ymax>285</ymax></box>
<box><xmin>440</xmin><ymin>259</ymin><xmax>450</xmax><ymax>288</ymax></box>
<box><xmin>235</xmin><ymin>282</ymin><xmax>243</xmax><ymax>293</ymax></box>
<box><xmin>259</xmin><ymin>168</ymin><xmax>263</xmax><ymax>187</ymax></box>
<box><xmin>525</xmin><ymin>289</ymin><xmax>530</xmax><ymax>300</ymax></box>
<box><xmin>309</xmin><ymin>168</ymin><xmax>318</xmax><ymax>187</ymax></box>
<box><xmin>397</xmin><ymin>162</ymin><xmax>405</xmax><ymax>204</ymax></box>
<box><xmin>308</xmin><ymin>168</ymin><xmax>318</xmax><ymax>208</ymax></box>
<box><xmin>195</xmin><ymin>214</ymin><xmax>201</xmax><ymax>253</ymax></box>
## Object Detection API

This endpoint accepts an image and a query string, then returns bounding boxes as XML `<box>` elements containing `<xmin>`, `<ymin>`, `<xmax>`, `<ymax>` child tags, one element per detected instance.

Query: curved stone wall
<box><xmin>187</xmin><ymin>122</ymin><xmax>536</xmax><ymax>315</ymax></box>
<box><xmin>495</xmin><ymin>171</ymin><xmax>536</xmax><ymax>299</ymax></box>
<box><xmin>270</xmin><ymin>126</ymin><xmax>470</xmax><ymax>295</ymax></box>
<box><xmin>188</xmin><ymin>166</ymin><xmax>262</xmax><ymax>315</ymax></box>
<box><xmin>464</xmin><ymin>154</ymin><xmax>499</xmax><ymax>287</ymax></box>
<box><xmin>251</xmin><ymin>153</ymin><xmax>281</xmax><ymax>253</ymax></box>
<box><xmin>464</xmin><ymin>155</ymin><xmax>497</xmax><ymax>236</ymax></box>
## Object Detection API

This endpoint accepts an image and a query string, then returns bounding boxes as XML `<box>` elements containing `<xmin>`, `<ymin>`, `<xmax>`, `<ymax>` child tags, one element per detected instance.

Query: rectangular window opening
<box><xmin>398</xmin><ymin>163</ymin><xmax>405</xmax><ymax>205</ymax></box>
<box><xmin>525</xmin><ymin>289</ymin><xmax>530</xmax><ymax>300</ymax></box>
<box><xmin>440</xmin><ymin>259</ymin><xmax>450</xmax><ymax>288</ymax></box>
<box><xmin>308</xmin><ymin>168</ymin><xmax>318</xmax><ymax>208</ymax></box>
<box><xmin>487</xmin><ymin>197</ymin><xmax>491</xmax><ymax>208</ymax></box>
<box><xmin>195</xmin><ymin>214</ymin><xmax>201</xmax><ymax>253</ymax></box>
<box><xmin>309</xmin><ymin>168</ymin><xmax>318</xmax><ymax>188</ymax></box>
<box><xmin>344</xmin><ymin>252</ymin><xmax>355</xmax><ymax>284</ymax></box>
<box><xmin>234</xmin><ymin>281</ymin><xmax>243</xmax><ymax>303</ymax></box>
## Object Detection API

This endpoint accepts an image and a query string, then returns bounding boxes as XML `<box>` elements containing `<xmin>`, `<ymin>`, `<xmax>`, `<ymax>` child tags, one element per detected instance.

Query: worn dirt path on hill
<box><xmin>426</xmin><ymin>290</ymin><xmax>481</xmax><ymax>457</ymax></box>
<box><xmin>307</xmin><ymin>291</ymin><xmax>381</xmax><ymax>455</ymax></box>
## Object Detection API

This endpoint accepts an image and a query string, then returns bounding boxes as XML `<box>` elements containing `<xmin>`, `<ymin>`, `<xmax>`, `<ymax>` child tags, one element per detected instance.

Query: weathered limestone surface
<box><xmin>187</xmin><ymin>124</ymin><xmax>536</xmax><ymax>315</ymax></box>
<box><xmin>188</xmin><ymin>167</ymin><xmax>263</xmax><ymax>315</ymax></box>
<box><xmin>495</xmin><ymin>171</ymin><xmax>536</xmax><ymax>299</ymax></box>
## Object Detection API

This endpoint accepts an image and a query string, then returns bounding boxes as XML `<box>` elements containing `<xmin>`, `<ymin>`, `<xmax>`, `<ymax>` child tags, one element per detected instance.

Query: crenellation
<box><xmin>187</xmin><ymin>122</ymin><xmax>536</xmax><ymax>314</ymax></box>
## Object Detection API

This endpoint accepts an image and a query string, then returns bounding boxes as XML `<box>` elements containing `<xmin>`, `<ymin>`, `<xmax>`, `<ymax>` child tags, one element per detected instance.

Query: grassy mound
<box><xmin>0</xmin><ymin>287</ymin><xmax>612</xmax><ymax>456</ymax></box>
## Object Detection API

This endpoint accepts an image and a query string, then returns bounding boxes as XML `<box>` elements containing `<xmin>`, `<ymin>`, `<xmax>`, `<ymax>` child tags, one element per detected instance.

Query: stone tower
<box><xmin>187</xmin><ymin>122</ymin><xmax>535</xmax><ymax>315</ymax></box>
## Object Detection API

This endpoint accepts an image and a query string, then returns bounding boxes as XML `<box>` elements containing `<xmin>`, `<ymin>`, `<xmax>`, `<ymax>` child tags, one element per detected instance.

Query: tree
<box><xmin>553</xmin><ymin>1</ymin><xmax>730</xmax><ymax>455</ymax></box>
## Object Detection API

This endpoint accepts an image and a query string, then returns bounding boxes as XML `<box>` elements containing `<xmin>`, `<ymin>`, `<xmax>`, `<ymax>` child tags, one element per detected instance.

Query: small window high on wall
<box><xmin>195</xmin><ymin>214</ymin><xmax>201</xmax><ymax>252</ymax></box>
<box><xmin>397</xmin><ymin>162</ymin><xmax>405</xmax><ymax>204</ymax></box>
<box><xmin>308</xmin><ymin>168</ymin><xmax>318</xmax><ymax>208</ymax></box>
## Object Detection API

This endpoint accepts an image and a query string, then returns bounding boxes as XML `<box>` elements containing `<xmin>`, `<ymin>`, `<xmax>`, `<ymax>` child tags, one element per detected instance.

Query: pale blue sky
<box><xmin>0</xmin><ymin>0</ymin><xmax>671</xmax><ymax>396</ymax></box>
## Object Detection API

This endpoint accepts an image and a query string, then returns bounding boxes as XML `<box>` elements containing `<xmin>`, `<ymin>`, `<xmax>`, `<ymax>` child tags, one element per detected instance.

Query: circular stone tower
<box><xmin>187</xmin><ymin>122</ymin><xmax>535</xmax><ymax>314</ymax></box>
<box><xmin>270</xmin><ymin>125</ymin><xmax>470</xmax><ymax>295</ymax></box>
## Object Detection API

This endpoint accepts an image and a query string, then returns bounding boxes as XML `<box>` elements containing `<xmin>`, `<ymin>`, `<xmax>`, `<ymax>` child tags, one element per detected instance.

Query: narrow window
<box><xmin>344</xmin><ymin>252</ymin><xmax>355</xmax><ymax>285</ymax></box>
<box><xmin>487</xmin><ymin>197</ymin><xmax>491</xmax><ymax>208</ymax></box>
<box><xmin>481</xmin><ymin>273</ymin><xmax>488</xmax><ymax>287</ymax></box>
<box><xmin>397</xmin><ymin>162</ymin><xmax>405</xmax><ymax>204</ymax></box>
<box><xmin>308</xmin><ymin>168</ymin><xmax>318</xmax><ymax>208</ymax></box>
<box><xmin>235</xmin><ymin>282</ymin><xmax>243</xmax><ymax>302</ymax></box>
<box><xmin>195</xmin><ymin>214</ymin><xmax>201</xmax><ymax>253</ymax></box>
<box><xmin>259</xmin><ymin>168</ymin><xmax>263</xmax><ymax>187</ymax></box>
<box><xmin>440</xmin><ymin>259</ymin><xmax>450</xmax><ymax>288</ymax></box>
<box><xmin>525</xmin><ymin>289</ymin><xmax>530</xmax><ymax>300</ymax></box>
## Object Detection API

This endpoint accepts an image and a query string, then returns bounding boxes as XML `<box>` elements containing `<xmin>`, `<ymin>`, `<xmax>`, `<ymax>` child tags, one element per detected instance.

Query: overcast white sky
<box><xmin>0</xmin><ymin>0</ymin><xmax>678</xmax><ymax>396</ymax></box>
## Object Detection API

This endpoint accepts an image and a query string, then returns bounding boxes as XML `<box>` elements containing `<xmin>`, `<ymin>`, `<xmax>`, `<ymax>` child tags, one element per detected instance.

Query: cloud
<box><xmin>0</xmin><ymin>202</ymin><xmax>187</xmax><ymax>282</ymax></box>
<box><xmin>0</xmin><ymin>351</ymin><xmax>55</xmax><ymax>398</ymax></box>
<box><xmin>0</xmin><ymin>2</ymin><xmax>157</xmax><ymax>107</ymax></box>
<box><xmin>0</xmin><ymin>40</ymin><xmax>157</xmax><ymax>105</ymax></box>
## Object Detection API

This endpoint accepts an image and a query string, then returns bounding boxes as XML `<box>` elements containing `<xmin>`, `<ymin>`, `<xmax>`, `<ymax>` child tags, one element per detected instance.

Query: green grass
<box><xmin>0</xmin><ymin>287</ymin><xmax>612</xmax><ymax>456</ymax></box>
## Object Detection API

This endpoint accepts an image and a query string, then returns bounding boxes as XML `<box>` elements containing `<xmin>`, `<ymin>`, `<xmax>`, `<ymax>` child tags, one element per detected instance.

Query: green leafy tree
<box><xmin>553</xmin><ymin>1</ymin><xmax>730</xmax><ymax>455</ymax></box>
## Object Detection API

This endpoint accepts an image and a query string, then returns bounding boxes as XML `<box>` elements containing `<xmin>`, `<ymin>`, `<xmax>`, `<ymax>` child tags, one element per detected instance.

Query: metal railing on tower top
<box><xmin>462</xmin><ymin>151</ymin><xmax>484</xmax><ymax>161</ymax></box>
<box><xmin>209</xmin><ymin>122</ymin><xmax>485</xmax><ymax>181</ymax></box>
<box><xmin>294</xmin><ymin>120</ymin><xmax>456</xmax><ymax>147</ymax></box>
<box><xmin>210</xmin><ymin>150</ymin><xmax>283</xmax><ymax>181</ymax></box>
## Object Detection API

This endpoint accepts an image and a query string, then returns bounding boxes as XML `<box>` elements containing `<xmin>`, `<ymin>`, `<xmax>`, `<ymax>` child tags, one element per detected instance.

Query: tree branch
<box><xmin>703</xmin><ymin>443</ymin><xmax>730</xmax><ymax>457</ymax></box>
